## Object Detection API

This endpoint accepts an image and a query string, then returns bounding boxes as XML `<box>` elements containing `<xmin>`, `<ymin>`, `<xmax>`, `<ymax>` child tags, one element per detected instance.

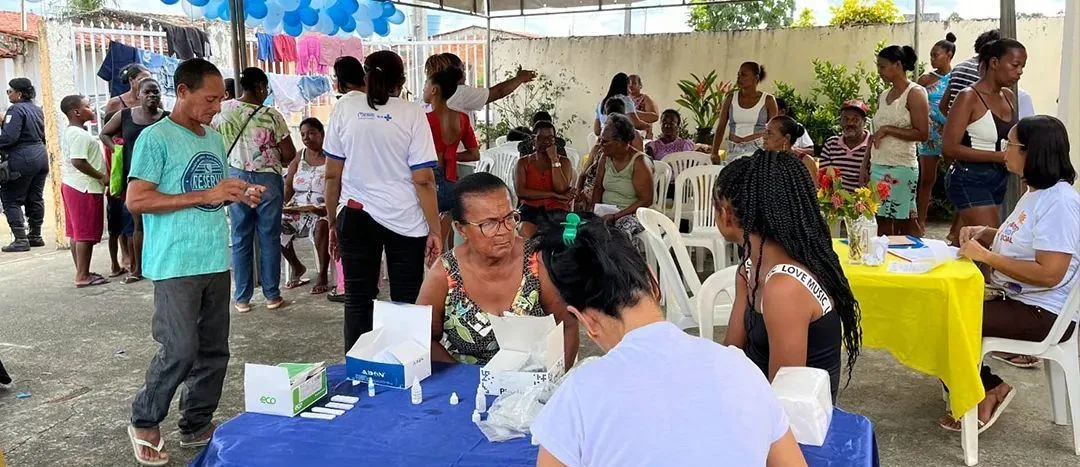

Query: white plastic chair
<box><xmin>960</xmin><ymin>284</ymin><xmax>1080</xmax><ymax>465</ymax></box>
<box><xmin>650</xmin><ymin>160</ymin><xmax>672</xmax><ymax>213</ymax></box>
<box><xmin>474</xmin><ymin>156</ymin><xmax>494</xmax><ymax>174</ymax></box>
<box><xmin>662</xmin><ymin>151</ymin><xmax>712</xmax><ymax>181</ymax></box>
<box><xmin>636</xmin><ymin>207</ymin><xmax>702</xmax><ymax>295</ymax></box>
<box><xmin>695</xmin><ymin>266</ymin><xmax>740</xmax><ymax>342</ymax></box>
<box><xmin>672</xmin><ymin>165</ymin><xmax>727</xmax><ymax>272</ymax></box>
<box><xmin>482</xmin><ymin>146</ymin><xmax>520</xmax><ymax>185</ymax></box>
<box><xmin>637</xmin><ymin>227</ymin><xmax>698</xmax><ymax>332</ymax></box>
<box><xmin>564</xmin><ymin>147</ymin><xmax>582</xmax><ymax>178</ymax></box>
<box><xmin>495</xmin><ymin>135</ymin><xmax>508</xmax><ymax>146</ymax></box>
<box><xmin>585</xmin><ymin>133</ymin><xmax>598</xmax><ymax>154</ymax></box>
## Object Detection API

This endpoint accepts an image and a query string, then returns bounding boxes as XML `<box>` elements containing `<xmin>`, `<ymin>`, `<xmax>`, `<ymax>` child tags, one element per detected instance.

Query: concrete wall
<box><xmin>491</xmin><ymin>18</ymin><xmax>1065</xmax><ymax>152</ymax></box>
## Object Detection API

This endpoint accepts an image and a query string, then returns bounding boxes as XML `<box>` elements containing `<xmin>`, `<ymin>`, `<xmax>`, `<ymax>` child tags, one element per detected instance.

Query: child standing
<box><xmin>59</xmin><ymin>95</ymin><xmax>109</xmax><ymax>287</ymax></box>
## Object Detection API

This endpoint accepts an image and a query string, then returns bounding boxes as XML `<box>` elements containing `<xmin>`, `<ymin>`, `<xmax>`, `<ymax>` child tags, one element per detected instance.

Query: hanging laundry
<box><xmin>164</xmin><ymin>26</ymin><xmax>210</xmax><ymax>60</ymax></box>
<box><xmin>256</xmin><ymin>32</ymin><xmax>275</xmax><ymax>62</ymax></box>
<box><xmin>296</xmin><ymin>34</ymin><xmax>325</xmax><ymax>74</ymax></box>
<box><xmin>137</xmin><ymin>49</ymin><xmax>180</xmax><ymax>111</ymax></box>
<box><xmin>266</xmin><ymin>73</ymin><xmax>307</xmax><ymax>115</ymax></box>
<box><xmin>273</xmin><ymin>35</ymin><xmax>298</xmax><ymax>63</ymax></box>
<box><xmin>316</xmin><ymin>35</ymin><xmax>364</xmax><ymax>71</ymax></box>
<box><xmin>96</xmin><ymin>41</ymin><xmax>139</xmax><ymax>97</ymax></box>
<box><xmin>298</xmin><ymin>75</ymin><xmax>332</xmax><ymax>102</ymax></box>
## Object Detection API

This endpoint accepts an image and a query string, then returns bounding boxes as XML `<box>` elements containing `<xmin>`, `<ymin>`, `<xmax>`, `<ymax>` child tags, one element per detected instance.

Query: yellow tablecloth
<box><xmin>834</xmin><ymin>240</ymin><xmax>986</xmax><ymax>417</ymax></box>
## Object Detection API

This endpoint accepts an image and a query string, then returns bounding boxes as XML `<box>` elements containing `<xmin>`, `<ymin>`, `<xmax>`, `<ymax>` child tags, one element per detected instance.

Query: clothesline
<box><xmin>254</xmin><ymin>32</ymin><xmax>364</xmax><ymax>75</ymax></box>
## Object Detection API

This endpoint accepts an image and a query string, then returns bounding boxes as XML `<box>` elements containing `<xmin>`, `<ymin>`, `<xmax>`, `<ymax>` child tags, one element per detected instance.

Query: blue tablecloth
<box><xmin>192</xmin><ymin>364</ymin><xmax>878</xmax><ymax>466</ymax></box>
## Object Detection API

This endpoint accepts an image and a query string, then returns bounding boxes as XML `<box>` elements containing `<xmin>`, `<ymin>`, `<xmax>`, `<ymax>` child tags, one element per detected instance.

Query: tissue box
<box><xmin>771</xmin><ymin>367</ymin><xmax>833</xmax><ymax>446</ymax></box>
<box><xmin>346</xmin><ymin>301</ymin><xmax>432</xmax><ymax>389</ymax></box>
<box><xmin>480</xmin><ymin>314</ymin><xmax>565</xmax><ymax>396</ymax></box>
<box><xmin>244</xmin><ymin>362</ymin><xmax>327</xmax><ymax>417</ymax></box>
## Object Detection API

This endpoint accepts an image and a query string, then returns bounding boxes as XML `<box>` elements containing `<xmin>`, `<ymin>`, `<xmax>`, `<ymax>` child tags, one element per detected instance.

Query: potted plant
<box><xmin>817</xmin><ymin>167</ymin><xmax>891</xmax><ymax>264</ymax></box>
<box><xmin>675</xmin><ymin>71</ymin><xmax>730</xmax><ymax>144</ymax></box>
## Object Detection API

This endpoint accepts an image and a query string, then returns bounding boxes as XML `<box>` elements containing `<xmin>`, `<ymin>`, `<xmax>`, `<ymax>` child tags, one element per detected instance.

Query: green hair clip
<box><xmin>562</xmin><ymin>213</ymin><xmax>584</xmax><ymax>246</ymax></box>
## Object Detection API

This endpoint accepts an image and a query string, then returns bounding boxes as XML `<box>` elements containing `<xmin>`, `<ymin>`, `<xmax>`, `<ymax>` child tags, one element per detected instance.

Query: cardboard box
<box><xmin>345</xmin><ymin>301</ymin><xmax>432</xmax><ymax>389</ymax></box>
<box><xmin>480</xmin><ymin>314</ymin><xmax>565</xmax><ymax>396</ymax></box>
<box><xmin>244</xmin><ymin>362</ymin><xmax>327</xmax><ymax>417</ymax></box>
<box><xmin>772</xmin><ymin>367</ymin><xmax>833</xmax><ymax>446</ymax></box>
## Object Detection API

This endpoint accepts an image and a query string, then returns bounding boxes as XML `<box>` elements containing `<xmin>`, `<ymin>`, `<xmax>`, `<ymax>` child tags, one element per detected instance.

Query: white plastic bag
<box><xmin>476</xmin><ymin>380</ymin><xmax>557</xmax><ymax>442</ymax></box>
<box><xmin>771</xmin><ymin>367</ymin><xmax>833</xmax><ymax>446</ymax></box>
<box><xmin>865</xmin><ymin>236</ymin><xmax>888</xmax><ymax>266</ymax></box>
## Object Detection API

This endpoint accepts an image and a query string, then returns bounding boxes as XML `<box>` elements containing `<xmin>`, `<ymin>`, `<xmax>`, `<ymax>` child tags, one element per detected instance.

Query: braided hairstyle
<box><xmin>713</xmin><ymin>150</ymin><xmax>862</xmax><ymax>385</ymax></box>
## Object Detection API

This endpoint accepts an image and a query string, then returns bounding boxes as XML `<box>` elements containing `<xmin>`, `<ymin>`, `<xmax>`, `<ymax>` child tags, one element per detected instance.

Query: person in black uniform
<box><xmin>0</xmin><ymin>78</ymin><xmax>48</xmax><ymax>252</ymax></box>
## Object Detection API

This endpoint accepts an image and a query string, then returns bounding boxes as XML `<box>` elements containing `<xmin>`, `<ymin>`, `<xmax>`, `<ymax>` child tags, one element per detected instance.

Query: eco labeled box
<box><xmin>345</xmin><ymin>301</ymin><xmax>432</xmax><ymax>389</ymax></box>
<box><xmin>480</xmin><ymin>314</ymin><xmax>565</xmax><ymax>396</ymax></box>
<box><xmin>244</xmin><ymin>362</ymin><xmax>327</xmax><ymax>417</ymax></box>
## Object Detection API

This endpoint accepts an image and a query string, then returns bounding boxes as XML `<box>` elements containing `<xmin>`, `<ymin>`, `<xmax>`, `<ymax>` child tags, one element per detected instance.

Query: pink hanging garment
<box><xmin>296</xmin><ymin>34</ymin><xmax>323</xmax><ymax>74</ymax></box>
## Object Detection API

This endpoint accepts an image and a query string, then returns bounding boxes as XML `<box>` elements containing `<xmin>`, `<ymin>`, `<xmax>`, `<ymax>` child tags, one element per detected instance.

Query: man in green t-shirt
<box><xmin>124</xmin><ymin>58</ymin><xmax>265</xmax><ymax>466</ymax></box>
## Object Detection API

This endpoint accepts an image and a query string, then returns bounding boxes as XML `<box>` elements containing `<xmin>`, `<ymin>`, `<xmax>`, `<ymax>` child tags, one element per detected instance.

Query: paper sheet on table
<box><xmin>593</xmin><ymin>203</ymin><xmax>619</xmax><ymax>217</ymax></box>
<box><xmin>887</xmin><ymin>239</ymin><xmax>959</xmax><ymax>273</ymax></box>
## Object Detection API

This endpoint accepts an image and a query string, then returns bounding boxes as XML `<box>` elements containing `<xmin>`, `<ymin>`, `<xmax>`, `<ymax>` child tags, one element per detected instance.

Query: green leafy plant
<box><xmin>477</xmin><ymin>70</ymin><xmax>585</xmax><ymax>145</ymax></box>
<box><xmin>792</xmin><ymin>8</ymin><xmax>816</xmax><ymax>27</ymax></box>
<box><xmin>687</xmin><ymin>0</ymin><xmax>795</xmax><ymax>32</ymax></box>
<box><xmin>829</xmin><ymin>0</ymin><xmax>903</xmax><ymax>26</ymax></box>
<box><xmin>675</xmin><ymin>71</ymin><xmax>730</xmax><ymax>142</ymax></box>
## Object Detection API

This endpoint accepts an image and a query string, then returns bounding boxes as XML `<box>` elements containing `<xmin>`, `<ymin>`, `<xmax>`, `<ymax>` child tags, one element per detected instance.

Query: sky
<box><xmin>2</xmin><ymin>0</ymin><xmax>1068</xmax><ymax>37</ymax></box>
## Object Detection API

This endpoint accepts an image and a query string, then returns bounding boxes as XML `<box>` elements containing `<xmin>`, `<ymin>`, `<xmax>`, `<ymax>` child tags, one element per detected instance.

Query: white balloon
<box><xmin>354</xmin><ymin>15</ymin><xmax>374</xmax><ymax>36</ymax></box>
<box><xmin>245</xmin><ymin>16</ymin><xmax>261</xmax><ymax>28</ymax></box>
<box><xmin>181</xmin><ymin>0</ymin><xmax>205</xmax><ymax>18</ymax></box>
<box><xmin>265</xmin><ymin>20</ymin><xmax>285</xmax><ymax>34</ymax></box>
<box><xmin>275</xmin><ymin>0</ymin><xmax>301</xmax><ymax>11</ymax></box>
<box><xmin>364</xmin><ymin>0</ymin><xmax>381</xmax><ymax>19</ymax></box>
<box><xmin>263</xmin><ymin>6</ymin><xmax>285</xmax><ymax>29</ymax></box>
<box><xmin>315</xmin><ymin>12</ymin><xmax>336</xmax><ymax>34</ymax></box>
<box><xmin>308</xmin><ymin>0</ymin><xmax>326</xmax><ymax>9</ymax></box>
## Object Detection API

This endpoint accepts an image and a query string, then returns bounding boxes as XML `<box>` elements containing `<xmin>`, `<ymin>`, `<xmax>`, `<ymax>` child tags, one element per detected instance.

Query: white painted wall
<box><xmin>491</xmin><ymin>18</ymin><xmax>1066</xmax><ymax>152</ymax></box>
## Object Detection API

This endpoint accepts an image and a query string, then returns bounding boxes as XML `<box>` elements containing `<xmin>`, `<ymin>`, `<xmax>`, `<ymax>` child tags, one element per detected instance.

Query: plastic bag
<box><xmin>771</xmin><ymin>367</ymin><xmax>833</xmax><ymax>446</ymax></box>
<box><xmin>865</xmin><ymin>236</ymin><xmax>889</xmax><ymax>266</ymax></box>
<box><xmin>476</xmin><ymin>379</ymin><xmax>557</xmax><ymax>442</ymax></box>
<box><xmin>110</xmin><ymin>144</ymin><xmax>124</xmax><ymax>195</ymax></box>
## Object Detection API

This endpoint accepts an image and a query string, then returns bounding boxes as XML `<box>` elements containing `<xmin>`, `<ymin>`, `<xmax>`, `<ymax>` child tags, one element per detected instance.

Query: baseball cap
<box><xmin>841</xmin><ymin>99</ymin><xmax>869</xmax><ymax>117</ymax></box>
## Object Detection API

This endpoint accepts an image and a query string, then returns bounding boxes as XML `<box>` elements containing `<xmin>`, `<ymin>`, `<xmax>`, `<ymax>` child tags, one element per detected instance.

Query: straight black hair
<box><xmin>603</xmin><ymin>73</ymin><xmax>631</xmax><ymax>103</ymax></box>
<box><xmin>771</xmin><ymin>115</ymin><xmax>806</xmax><ymax>146</ymax></box>
<box><xmin>974</xmin><ymin>29</ymin><xmax>1001</xmax><ymax>54</ymax></box>
<box><xmin>238</xmin><ymin>67</ymin><xmax>268</xmax><ymax>92</ymax></box>
<box><xmin>60</xmin><ymin>94</ymin><xmax>86</xmax><ymax>116</ymax></box>
<box><xmin>364</xmin><ymin>50</ymin><xmax>405</xmax><ymax>110</ymax></box>
<box><xmin>935</xmin><ymin>32</ymin><xmax>958</xmax><ymax>56</ymax></box>
<box><xmin>300</xmin><ymin>117</ymin><xmax>324</xmax><ymax>134</ymax></box>
<box><xmin>334</xmin><ymin>56</ymin><xmax>365</xmax><ymax>93</ymax></box>
<box><xmin>1015</xmin><ymin>115</ymin><xmax>1075</xmax><ymax>189</ymax></box>
<box><xmin>430</xmin><ymin>67</ymin><xmax>464</xmax><ymax>100</ymax></box>
<box><xmin>507</xmin><ymin>126</ymin><xmax>532</xmax><ymax>142</ymax></box>
<box><xmin>174</xmin><ymin>58</ymin><xmax>221</xmax><ymax>92</ymax></box>
<box><xmin>978</xmin><ymin>38</ymin><xmax>1026</xmax><ymax>69</ymax></box>
<box><xmin>878</xmin><ymin>45</ymin><xmax>918</xmax><ymax>72</ymax></box>
<box><xmin>713</xmin><ymin>151</ymin><xmax>862</xmax><ymax>385</ymax></box>
<box><xmin>449</xmin><ymin>172</ymin><xmax>511</xmax><ymax>223</ymax></box>
<box><xmin>536</xmin><ymin>211</ymin><xmax>654</xmax><ymax>318</ymax></box>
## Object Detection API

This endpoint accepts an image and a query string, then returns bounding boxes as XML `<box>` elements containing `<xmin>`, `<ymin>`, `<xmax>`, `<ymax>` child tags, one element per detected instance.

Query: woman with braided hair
<box><xmin>714</xmin><ymin>150</ymin><xmax>862</xmax><ymax>401</ymax></box>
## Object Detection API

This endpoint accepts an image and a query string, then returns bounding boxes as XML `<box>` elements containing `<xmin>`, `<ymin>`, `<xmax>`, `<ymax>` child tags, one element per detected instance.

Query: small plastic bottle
<box><xmin>471</xmin><ymin>410</ymin><xmax>482</xmax><ymax>423</ymax></box>
<box><xmin>474</xmin><ymin>384</ymin><xmax>487</xmax><ymax>413</ymax></box>
<box><xmin>367</xmin><ymin>376</ymin><xmax>375</xmax><ymax>397</ymax></box>
<box><xmin>410</xmin><ymin>377</ymin><xmax>423</xmax><ymax>405</ymax></box>
<box><xmin>449</xmin><ymin>392</ymin><xmax>460</xmax><ymax>405</ymax></box>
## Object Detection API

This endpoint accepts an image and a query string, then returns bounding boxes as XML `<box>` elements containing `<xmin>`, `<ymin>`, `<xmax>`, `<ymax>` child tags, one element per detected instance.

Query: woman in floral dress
<box><xmin>417</xmin><ymin>173</ymin><xmax>578</xmax><ymax>367</ymax></box>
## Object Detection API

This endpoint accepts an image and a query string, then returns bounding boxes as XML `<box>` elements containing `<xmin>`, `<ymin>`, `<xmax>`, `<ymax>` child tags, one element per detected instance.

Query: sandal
<box><xmin>123</xmin><ymin>275</ymin><xmax>145</xmax><ymax>284</ymax></box>
<box><xmin>937</xmin><ymin>386</ymin><xmax>1017</xmax><ymax>434</ymax></box>
<box><xmin>128</xmin><ymin>426</ymin><xmax>168</xmax><ymax>466</ymax></box>
<box><xmin>109</xmin><ymin>268</ymin><xmax>129</xmax><ymax>278</ymax></box>
<box><xmin>234</xmin><ymin>302</ymin><xmax>252</xmax><ymax>313</ymax></box>
<box><xmin>266</xmin><ymin>298</ymin><xmax>286</xmax><ymax>310</ymax></box>
<box><xmin>991</xmin><ymin>353</ymin><xmax>1041</xmax><ymax>369</ymax></box>
<box><xmin>284</xmin><ymin>277</ymin><xmax>311</xmax><ymax>289</ymax></box>
<box><xmin>310</xmin><ymin>284</ymin><xmax>330</xmax><ymax>295</ymax></box>
<box><xmin>327</xmin><ymin>287</ymin><xmax>346</xmax><ymax>303</ymax></box>
<box><xmin>76</xmin><ymin>275</ymin><xmax>109</xmax><ymax>288</ymax></box>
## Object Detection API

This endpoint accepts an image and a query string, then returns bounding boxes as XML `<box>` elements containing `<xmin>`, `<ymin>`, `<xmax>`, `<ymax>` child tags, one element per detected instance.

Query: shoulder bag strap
<box><xmin>226</xmin><ymin>105</ymin><xmax>265</xmax><ymax>159</ymax></box>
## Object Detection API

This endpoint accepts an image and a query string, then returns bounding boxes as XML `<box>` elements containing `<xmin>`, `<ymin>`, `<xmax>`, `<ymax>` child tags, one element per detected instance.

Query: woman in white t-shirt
<box><xmin>530</xmin><ymin>213</ymin><xmax>806</xmax><ymax>467</ymax></box>
<box><xmin>941</xmin><ymin>116</ymin><xmax>1080</xmax><ymax>432</ymax></box>
<box><xmin>592</xmin><ymin>73</ymin><xmax>650</xmax><ymax>137</ymax></box>
<box><xmin>323</xmin><ymin>50</ymin><xmax>442</xmax><ymax>352</ymax></box>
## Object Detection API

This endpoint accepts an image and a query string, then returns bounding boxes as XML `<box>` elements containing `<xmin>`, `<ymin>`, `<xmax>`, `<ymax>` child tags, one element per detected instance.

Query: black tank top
<box><xmin>744</xmin><ymin>261</ymin><xmax>842</xmax><ymax>401</ymax></box>
<box><xmin>120</xmin><ymin>108</ymin><xmax>168</xmax><ymax>192</ymax></box>
<box><xmin>958</xmin><ymin>90</ymin><xmax>1016</xmax><ymax>171</ymax></box>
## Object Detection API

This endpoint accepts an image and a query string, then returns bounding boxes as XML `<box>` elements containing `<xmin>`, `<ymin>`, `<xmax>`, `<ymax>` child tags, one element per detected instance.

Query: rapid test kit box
<box><xmin>480</xmin><ymin>314</ymin><xmax>565</xmax><ymax>396</ymax></box>
<box><xmin>244</xmin><ymin>362</ymin><xmax>327</xmax><ymax>417</ymax></box>
<box><xmin>345</xmin><ymin>301</ymin><xmax>432</xmax><ymax>389</ymax></box>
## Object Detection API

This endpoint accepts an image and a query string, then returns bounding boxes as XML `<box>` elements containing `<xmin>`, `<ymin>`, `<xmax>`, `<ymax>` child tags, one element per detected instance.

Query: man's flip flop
<box><xmin>991</xmin><ymin>353</ymin><xmax>1041</xmax><ymax>369</ymax></box>
<box><xmin>109</xmin><ymin>268</ymin><xmax>129</xmax><ymax>278</ymax></box>
<box><xmin>128</xmin><ymin>426</ymin><xmax>168</xmax><ymax>466</ymax></box>
<box><xmin>124</xmin><ymin>275</ymin><xmax>144</xmax><ymax>285</ymax></box>
<box><xmin>76</xmin><ymin>275</ymin><xmax>109</xmax><ymax>288</ymax></box>
<box><xmin>284</xmin><ymin>277</ymin><xmax>311</xmax><ymax>289</ymax></box>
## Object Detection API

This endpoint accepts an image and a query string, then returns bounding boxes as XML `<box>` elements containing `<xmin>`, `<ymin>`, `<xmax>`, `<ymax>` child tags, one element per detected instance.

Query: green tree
<box><xmin>829</xmin><ymin>0</ymin><xmax>903</xmax><ymax>26</ymax></box>
<box><xmin>792</xmin><ymin>8</ymin><xmax>816</xmax><ymax>28</ymax></box>
<box><xmin>946</xmin><ymin>12</ymin><xmax>963</xmax><ymax>22</ymax></box>
<box><xmin>687</xmin><ymin>0</ymin><xmax>796</xmax><ymax>32</ymax></box>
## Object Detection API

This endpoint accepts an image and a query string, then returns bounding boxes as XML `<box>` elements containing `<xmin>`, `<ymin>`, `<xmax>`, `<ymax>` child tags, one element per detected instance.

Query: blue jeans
<box><xmin>228</xmin><ymin>169</ymin><xmax>284</xmax><ymax>303</ymax></box>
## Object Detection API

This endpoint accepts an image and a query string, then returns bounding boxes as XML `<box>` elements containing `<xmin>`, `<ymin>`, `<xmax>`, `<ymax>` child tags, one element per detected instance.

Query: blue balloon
<box><xmin>217</xmin><ymin>2</ymin><xmax>231</xmax><ymax>21</ymax></box>
<box><xmin>373</xmin><ymin>17</ymin><xmax>388</xmax><ymax>36</ymax></box>
<box><xmin>354</xmin><ymin>15</ymin><xmax>374</xmax><ymax>36</ymax></box>
<box><xmin>161</xmin><ymin>0</ymin><xmax>180</xmax><ymax>5</ymax></box>
<box><xmin>284</xmin><ymin>20</ymin><xmax>303</xmax><ymax>37</ymax></box>
<box><xmin>299</xmin><ymin>7</ymin><xmax>319</xmax><ymax>25</ymax></box>
<box><xmin>277</xmin><ymin>0</ymin><xmax>301</xmax><ymax>10</ymax></box>
<box><xmin>283</xmin><ymin>10</ymin><xmax>301</xmax><ymax>26</ymax></box>
<box><xmin>363</xmin><ymin>0</ymin><xmax>381</xmax><ymax>18</ymax></box>
<box><xmin>327</xmin><ymin>5</ymin><xmax>349</xmax><ymax>24</ymax></box>
<box><xmin>315</xmin><ymin>12</ymin><xmax>336</xmax><ymax>33</ymax></box>
<box><xmin>263</xmin><ymin>4</ymin><xmax>285</xmax><ymax>28</ymax></box>
<box><xmin>387</xmin><ymin>8</ymin><xmax>404</xmax><ymax>24</ymax></box>
<box><xmin>330</xmin><ymin>25</ymin><xmax>340</xmax><ymax>36</ymax></box>
<box><xmin>337</xmin><ymin>0</ymin><xmax>359</xmax><ymax>14</ymax></box>
<box><xmin>246</xmin><ymin>0</ymin><xmax>268</xmax><ymax>19</ymax></box>
<box><xmin>340</xmin><ymin>16</ymin><xmax>356</xmax><ymax>32</ymax></box>
<box><xmin>188</xmin><ymin>0</ymin><xmax>209</xmax><ymax>7</ymax></box>
<box><xmin>380</xmin><ymin>1</ymin><xmax>394</xmax><ymax>18</ymax></box>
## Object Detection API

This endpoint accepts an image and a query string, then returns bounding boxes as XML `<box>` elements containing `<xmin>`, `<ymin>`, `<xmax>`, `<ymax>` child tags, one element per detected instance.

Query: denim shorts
<box><xmin>434</xmin><ymin>166</ymin><xmax>456</xmax><ymax>214</ymax></box>
<box><xmin>946</xmin><ymin>162</ymin><xmax>1009</xmax><ymax>210</ymax></box>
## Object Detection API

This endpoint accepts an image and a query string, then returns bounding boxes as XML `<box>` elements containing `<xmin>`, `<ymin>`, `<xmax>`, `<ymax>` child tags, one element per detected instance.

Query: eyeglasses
<box><xmin>1000</xmin><ymin>139</ymin><xmax>1025</xmax><ymax>150</ymax></box>
<box><xmin>463</xmin><ymin>211</ymin><xmax>521</xmax><ymax>236</ymax></box>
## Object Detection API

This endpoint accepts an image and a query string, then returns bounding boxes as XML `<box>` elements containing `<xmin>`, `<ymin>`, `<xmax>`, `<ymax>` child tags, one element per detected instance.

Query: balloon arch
<box><xmin>167</xmin><ymin>0</ymin><xmax>405</xmax><ymax>37</ymax></box>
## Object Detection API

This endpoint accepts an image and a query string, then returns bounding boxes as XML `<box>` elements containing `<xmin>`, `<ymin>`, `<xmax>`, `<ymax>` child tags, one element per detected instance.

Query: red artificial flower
<box><xmin>695</xmin><ymin>82</ymin><xmax>706</xmax><ymax>97</ymax></box>
<box><xmin>818</xmin><ymin>168</ymin><xmax>832</xmax><ymax>190</ymax></box>
<box><xmin>831</xmin><ymin>193</ymin><xmax>844</xmax><ymax>208</ymax></box>
<box><xmin>876</xmin><ymin>180</ymin><xmax>891</xmax><ymax>200</ymax></box>
<box><xmin>855</xmin><ymin>201</ymin><xmax>867</xmax><ymax>214</ymax></box>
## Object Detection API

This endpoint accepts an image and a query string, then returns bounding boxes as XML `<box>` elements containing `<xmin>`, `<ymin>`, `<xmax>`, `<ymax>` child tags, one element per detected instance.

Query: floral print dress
<box><xmin>440</xmin><ymin>244</ymin><xmax>546</xmax><ymax>365</ymax></box>
<box><xmin>213</xmin><ymin>100</ymin><xmax>291</xmax><ymax>174</ymax></box>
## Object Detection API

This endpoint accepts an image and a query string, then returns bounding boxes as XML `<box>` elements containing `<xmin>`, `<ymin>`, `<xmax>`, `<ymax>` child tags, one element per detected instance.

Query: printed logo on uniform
<box><xmin>182</xmin><ymin>152</ymin><xmax>225</xmax><ymax>212</ymax></box>
<box><xmin>356</xmin><ymin>111</ymin><xmax>393</xmax><ymax>122</ymax></box>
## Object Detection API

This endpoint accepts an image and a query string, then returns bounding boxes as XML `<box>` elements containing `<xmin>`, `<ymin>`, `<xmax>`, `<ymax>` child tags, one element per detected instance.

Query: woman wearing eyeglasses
<box><xmin>418</xmin><ymin>173</ymin><xmax>578</xmax><ymax>367</ymax></box>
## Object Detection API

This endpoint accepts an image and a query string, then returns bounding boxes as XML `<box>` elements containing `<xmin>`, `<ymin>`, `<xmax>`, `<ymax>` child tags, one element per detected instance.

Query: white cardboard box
<box><xmin>345</xmin><ymin>301</ymin><xmax>432</xmax><ymax>389</ymax></box>
<box><xmin>480</xmin><ymin>314</ymin><xmax>565</xmax><ymax>396</ymax></box>
<box><xmin>244</xmin><ymin>362</ymin><xmax>327</xmax><ymax>417</ymax></box>
<box><xmin>771</xmin><ymin>366</ymin><xmax>833</xmax><ymax>446</ymax></box>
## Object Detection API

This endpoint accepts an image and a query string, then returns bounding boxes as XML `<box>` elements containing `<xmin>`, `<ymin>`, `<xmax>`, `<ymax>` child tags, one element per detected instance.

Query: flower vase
<box><xmin>845</xmin><ymin>216</ymin><xmax>877</xmax><ymax>265</ymax></box>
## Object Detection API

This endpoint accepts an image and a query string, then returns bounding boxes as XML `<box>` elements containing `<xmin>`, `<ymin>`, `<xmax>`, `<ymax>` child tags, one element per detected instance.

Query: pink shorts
<box><xmin>61</xmin><ymin>184</ymin><xmax>104</xmax><ymax>243</ymax></box>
